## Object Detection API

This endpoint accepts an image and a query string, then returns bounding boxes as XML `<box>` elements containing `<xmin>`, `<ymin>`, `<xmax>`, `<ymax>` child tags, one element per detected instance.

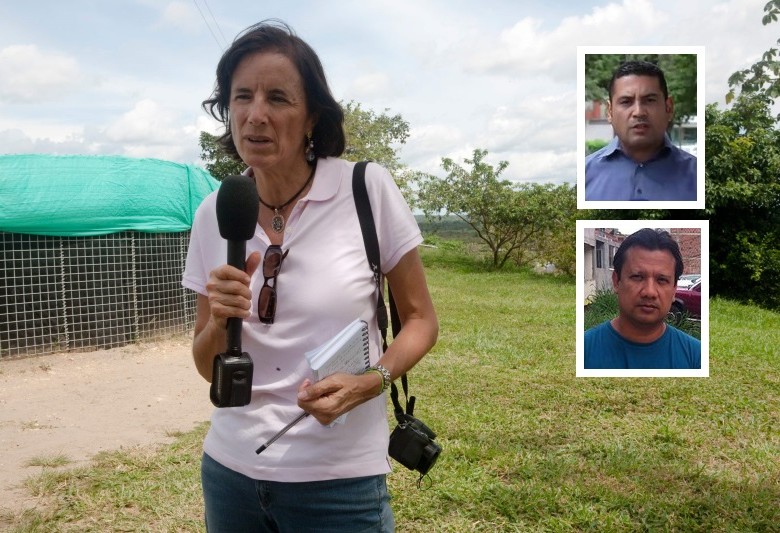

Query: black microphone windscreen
<box><xmin>216</xmin><ymin>175</ymin><xmax>259</xmax><ymax>241</ymax></box>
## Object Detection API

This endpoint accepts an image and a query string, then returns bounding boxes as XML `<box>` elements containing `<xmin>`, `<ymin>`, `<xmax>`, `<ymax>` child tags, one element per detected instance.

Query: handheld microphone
<box><xmin>210</xmin><ymin>175</ymin><xmax>259</xmax><ymax>408</ymax></box>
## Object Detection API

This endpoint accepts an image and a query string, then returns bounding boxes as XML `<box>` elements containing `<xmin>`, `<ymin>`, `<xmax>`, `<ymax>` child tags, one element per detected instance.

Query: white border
<box><xmin>576</xmin><ymin>46</ymin><xmax>706</xmax><ymax>210</ymax></box>
<box><xmin>576</xmin><ymin>220</ymin><xmax>710</xmax><ymax>377</ymax></box>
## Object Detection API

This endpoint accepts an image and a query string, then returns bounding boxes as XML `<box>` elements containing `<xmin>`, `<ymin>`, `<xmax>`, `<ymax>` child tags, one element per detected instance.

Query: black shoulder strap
<box><xmin>352</xmin><ymin>161</ymin><xmax>412</xmax><ymax>422</ymax></box>
<box><xmin>352</xmin><ymin>161</ymin><xmax>388</xmax><ymax>341</ymax></box>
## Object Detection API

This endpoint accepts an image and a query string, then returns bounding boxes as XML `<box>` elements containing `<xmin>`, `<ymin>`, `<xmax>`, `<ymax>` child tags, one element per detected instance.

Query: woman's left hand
<box><xmin>296</xmin><ymin>372</ymin><xmax>381</xmax><ymax>426</ymax></box>
<box><xmin>297</xmin><ymin>247</ymin><xmax>438</xmax><ymax>426</ymax></box>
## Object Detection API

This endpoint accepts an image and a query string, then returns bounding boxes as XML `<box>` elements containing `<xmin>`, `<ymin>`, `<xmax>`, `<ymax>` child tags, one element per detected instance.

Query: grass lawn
<box><xmin>3</xmin><ymin>242</ymin><xmax>779</xmax><ymax>532</ymax></box>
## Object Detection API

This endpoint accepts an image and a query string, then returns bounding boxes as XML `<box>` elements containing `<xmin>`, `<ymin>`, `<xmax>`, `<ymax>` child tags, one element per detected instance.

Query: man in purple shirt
<box><xmin>585</xmin><ymin>61</ymin><xmax>697</xmax><ymax>201</ymax></box>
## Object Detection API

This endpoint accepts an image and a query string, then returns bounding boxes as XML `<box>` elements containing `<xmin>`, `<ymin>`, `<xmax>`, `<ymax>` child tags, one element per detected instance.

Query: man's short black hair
<box><xmin>608</xmin><ymin>60</ymin><xmax>669</xmax><ymax>101</ymax></box>
<box><xmin>613</xmin><ymin>228</ymin><xmax>683</xmax><ymax>281</ymax></box>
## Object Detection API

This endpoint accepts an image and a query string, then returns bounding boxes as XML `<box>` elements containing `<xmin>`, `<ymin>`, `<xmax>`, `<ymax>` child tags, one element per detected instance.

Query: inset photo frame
<box><xmin>577</xmin><ymin>46</ymin><xmax>705</xmax><ymax>210</ymax></box>
<box><xmin>576</xmin><ymin>220</ymin><xmax>709</xmax><ymax>377</ymax></box>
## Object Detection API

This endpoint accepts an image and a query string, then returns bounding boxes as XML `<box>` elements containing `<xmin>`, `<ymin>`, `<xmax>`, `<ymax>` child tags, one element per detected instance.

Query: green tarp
<box><xmin>0</xmin><ymin>154</ymin><xmax>220</xmax><ymax>236</ymax></box>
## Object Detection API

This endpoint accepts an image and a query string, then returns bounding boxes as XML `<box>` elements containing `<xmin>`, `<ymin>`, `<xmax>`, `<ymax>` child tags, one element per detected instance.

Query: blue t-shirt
<box><xmin>584</xmin><ymin>320</ymin><xmax>701</xmax><ymax>369</ymax></box>
<box><xmin>585</xmin><ymin>134</ymin><xmax>697</xmax><ymax>201</ymax></box>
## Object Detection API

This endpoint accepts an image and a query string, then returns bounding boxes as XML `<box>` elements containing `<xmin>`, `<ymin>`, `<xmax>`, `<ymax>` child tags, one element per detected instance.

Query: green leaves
<box><xmin>415</xmin><ymin>149</ymin><xmax>575</xmax><ymax>270</ymax></box>
<box><xmin>706</xmin><ymin>95</ymin><xmax>780</xmax><ymax>310</ymax></box>
<box><xmin>198</xmin><ymin>131</ymin><xmax>245</xmax><ymax>181</ymax></box>
<box><xmin>728</xmin><ymin>3</ymin><xmax>780</xmax><ymax>105</ymax></box>
<box><xmin>761</xmin><ymin>0</ymin><xmax>780</xmax><ymax>25</ymax></box>
<box><xmin>342</xmin><ymin>100</ymin><xmax>409</xmax><ymax>176</ymax></box>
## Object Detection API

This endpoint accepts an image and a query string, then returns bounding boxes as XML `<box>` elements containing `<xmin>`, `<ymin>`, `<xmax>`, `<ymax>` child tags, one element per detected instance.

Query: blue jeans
<box><xmin>201</xmin><ymin>453</ymin><xmax>395</xmax><ymax>532</ymax></box>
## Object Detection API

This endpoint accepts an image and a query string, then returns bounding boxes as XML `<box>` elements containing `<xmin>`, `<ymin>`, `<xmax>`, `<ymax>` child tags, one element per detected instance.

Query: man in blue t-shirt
<box><xmin>585</xmin><ymin>228</ymin><xmax>701</xmax><ymax>369</ymax></box>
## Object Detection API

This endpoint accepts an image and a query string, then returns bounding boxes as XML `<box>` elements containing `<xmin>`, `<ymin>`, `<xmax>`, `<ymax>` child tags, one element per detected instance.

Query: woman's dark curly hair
<box><xmin>202</xmin><ymin>20</ymin><xmax>345</xmax><ymax>164</ymax></box>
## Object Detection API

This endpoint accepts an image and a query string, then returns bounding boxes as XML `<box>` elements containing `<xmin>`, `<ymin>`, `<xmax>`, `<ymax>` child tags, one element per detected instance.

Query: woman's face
<box><xmin>229</xmin><ymin>51</ymin><xmax>314</xmax><ymax>173</ymax></box>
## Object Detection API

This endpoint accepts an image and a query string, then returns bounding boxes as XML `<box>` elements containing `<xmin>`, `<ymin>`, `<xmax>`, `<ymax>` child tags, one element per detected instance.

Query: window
<box><xmin>596</xmin><ymin>241</ymin><xmax>604</xmax><ymax>269</ymax></box>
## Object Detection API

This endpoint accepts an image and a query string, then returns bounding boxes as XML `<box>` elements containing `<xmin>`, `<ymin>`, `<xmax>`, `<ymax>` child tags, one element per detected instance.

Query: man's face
<box><xmin>612</xmin><ymin>247</ymin><xmax>677</xmax><ymax>331</ymax></box>
<box><xmin>608</xmin><ymin>74</ymin><xmax>673</xmax><ymax>162</ymax></box>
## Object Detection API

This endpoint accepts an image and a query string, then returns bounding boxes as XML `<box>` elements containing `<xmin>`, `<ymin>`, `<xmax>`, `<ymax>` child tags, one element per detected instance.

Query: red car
<box><xmin>672</xmin><ymin>279</ymin><xmax>702</xmax><ymax>319</ymax></box>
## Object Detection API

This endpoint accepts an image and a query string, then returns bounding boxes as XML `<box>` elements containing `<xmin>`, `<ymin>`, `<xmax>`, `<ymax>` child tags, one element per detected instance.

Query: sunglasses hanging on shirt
<box><xmin>257</xmin><ymin>245</ymin><xmax>288</xmax><ymax>324</ymax></box>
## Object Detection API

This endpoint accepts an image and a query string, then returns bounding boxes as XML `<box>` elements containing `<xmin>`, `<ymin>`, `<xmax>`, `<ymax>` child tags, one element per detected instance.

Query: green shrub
<box><xmin>586</xmin><ymin>139</ymin><xmax>609</xmax><ymax>155</ymax></box>
<box><xmin>584</xmin><ymin>288</ymin><xmax>618</xmax><ymax>330</ymax></box>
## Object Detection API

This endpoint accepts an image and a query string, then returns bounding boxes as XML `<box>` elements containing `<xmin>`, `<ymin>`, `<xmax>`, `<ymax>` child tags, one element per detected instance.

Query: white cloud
<box><xmin>104</xmin><ymin>99</ymin><xmax>182</xmax><ymax>144</ymax></box>
<box><xmin>1</xmin><ymin>0</ymin><xmax>777</xmax><ymax>179</ymax></box>
<box><xmin>185</xmin><ymin>115</ymin><xmax>224</xmax><ymax>138</ymax></box>
<box><xmin>461</xmin><ymin>0</ymin><xmax>668</xmax><ymax>79</ymax></box>
<box><xmin>504</xmin><ymin>150</ymin><xmax>577</xmax><ymax>184</ymax></box>
<box><xmin>157</xmin><ymin>1</ymin><xmax>204</xmax><ymax>34</ymax></box>
<box><xmin>481</xmin><ymin>91</ymin><xmax>576</xmax><ymax>153</ymax></box>
<box><xmin>349</xmin><ymin>71</ymin><xmax>394</xmax><ymax>100</ymax></box>
<box><xmin>0</xmin><ymin>45</ymin><xmax>80</xmax><ymax>103</ymax></box>
<box><xmin>99</xmin><ymin>99</ymin><xmax>206</xmax><ymax>161</ymax></box>
<box><xmin>0</xmin><ymin>127</ymin><xmax>94</xmax><ymax>156</ymax></box>
<box><xmin>680</xmin><ymin>0</ymin><xmax>775</xmax><ymax>105</ymax></box>
<box><xmin>0</xmin><ymin>97</ymin><xmax>217</xmax><ymax>164</ymax></box>
<box><xmin>400</xmin><ymin>123</ymin><xmax>467</xmax><ymax>175</ymax></box>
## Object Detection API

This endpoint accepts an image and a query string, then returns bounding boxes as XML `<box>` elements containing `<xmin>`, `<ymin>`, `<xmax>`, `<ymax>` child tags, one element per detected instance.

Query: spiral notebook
<box><xmin>304</xmin><ymin>319</ymin><xmax>370</xmax><ymax>426</ymax></box>
<box><xmin>305</xmin><ymin>319</ymin><xmax>370</xmax><ymax>381</ymax></box>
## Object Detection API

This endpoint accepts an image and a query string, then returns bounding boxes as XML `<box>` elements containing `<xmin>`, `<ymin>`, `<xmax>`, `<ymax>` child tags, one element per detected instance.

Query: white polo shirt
<box><xmin>182</xmin><ymin>157</ymin><xmax>422</xmax><ymax>482</ymax></box>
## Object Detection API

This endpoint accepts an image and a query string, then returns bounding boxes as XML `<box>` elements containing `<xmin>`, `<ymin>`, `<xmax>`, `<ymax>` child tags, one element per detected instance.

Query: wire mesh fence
<box><xmin>0</xmin><ymin>231</ymin><xmax>196</xmax><ymax>359</ymax></box>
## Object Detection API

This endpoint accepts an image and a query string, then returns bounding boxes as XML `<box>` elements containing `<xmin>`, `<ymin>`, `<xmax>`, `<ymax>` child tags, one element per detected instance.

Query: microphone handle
<box><xmin>226</xmin><ymin>240</ymin><xmax>247</xmax><ymax>355</ymax></box>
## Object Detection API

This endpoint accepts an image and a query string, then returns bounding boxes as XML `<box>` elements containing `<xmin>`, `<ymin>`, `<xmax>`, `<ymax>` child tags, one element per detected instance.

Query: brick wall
<box><xmin>670</xmin><ymin>228</ymin><xmax>702</xmax><ymax>275</ymax></box>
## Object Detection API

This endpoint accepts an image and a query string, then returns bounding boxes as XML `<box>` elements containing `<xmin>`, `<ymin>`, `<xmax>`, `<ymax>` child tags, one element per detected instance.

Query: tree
<box><xmin>341</xmin><ymin>101</ymin><xmax>414</xmax><ymax>201</ymax></box>
<box><xmin>415</xmin><ymin>148</ymin><xmax>572</xmax><ymax>269</ymax></box>
<box><xmin>705</xmin><ymin>95</ymin><xmax>780</xmax><ymax>310</ymax></box>
<box><xmin>342</xmin><ymin>101</ymin><xmax>409</xmax><ymax>176</ymax></box>
<box><xmin>527</xmin><ymin>183</ymin><xmax>577</xmax><ymax>275</ymax></box>
<box><xmin>662</xmin><ymin>54</ymin><xmax>698</xmax><ymax>122</ymax></box>
<box><xmin>198</xmin><ymin>131</ymin><xmax>245</xmax><ymax>180</ymax></box>
<box><xmin>726</xmin><ymin>0</ymin><xmax>780</xmax><ymax>105</ymax></box>
<box><xmin>584</xmin><ymin>54</ymin><xmax>621</xmax><ymax>103</ymax></box>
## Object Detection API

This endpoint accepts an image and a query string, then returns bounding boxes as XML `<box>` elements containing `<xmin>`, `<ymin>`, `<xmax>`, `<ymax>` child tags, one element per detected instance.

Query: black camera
<box><xmin>388</xmin><ymin>415</ymin><xmax>442</xmax><ymax>476</ymax></box>
<box><xmin>210</xmin><ymin>352</ymin><xmax>253</xmax><ymax>407</ymax></box>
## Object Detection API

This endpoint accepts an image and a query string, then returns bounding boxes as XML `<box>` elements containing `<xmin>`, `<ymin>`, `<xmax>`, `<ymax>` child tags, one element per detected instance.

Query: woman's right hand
<box><xmin>204</xmin><ymin>251</ymin><xmax>262</xmax><ymax>330</ymax></box>
<box><xmin>192</xmin><ymin>251</ymin><xmax>261</xmax><ymax>382</ymax></box>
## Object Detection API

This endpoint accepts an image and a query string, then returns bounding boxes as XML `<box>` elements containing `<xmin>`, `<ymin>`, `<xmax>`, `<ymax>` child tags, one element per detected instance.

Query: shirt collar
<box><xmin>604</xmin><ymin>133</ymin><xmax>674</xmax><ymax>161</ymax></box>
<box><xmin>241</xmin><ymin>157</ymin><xmax>340</xmax><ymax>204</ymax></box>
<box><xmin>303</xmin><ymin>157</ymin><xmax>340</xmax><ymax>202</ymax></box>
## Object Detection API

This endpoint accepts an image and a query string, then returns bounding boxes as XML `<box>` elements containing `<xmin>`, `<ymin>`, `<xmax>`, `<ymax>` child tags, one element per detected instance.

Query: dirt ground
<box><xmin>0</xmin><ymin>335</ymin><xmax>213</xmax><ymax>515</ymax></box>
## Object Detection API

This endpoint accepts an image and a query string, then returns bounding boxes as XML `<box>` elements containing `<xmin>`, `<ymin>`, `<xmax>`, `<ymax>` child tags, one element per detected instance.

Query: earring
<box><xmin>305</xmin><ymin>132</ymin><xmax>315</xmax><ymax>163</ymax></box>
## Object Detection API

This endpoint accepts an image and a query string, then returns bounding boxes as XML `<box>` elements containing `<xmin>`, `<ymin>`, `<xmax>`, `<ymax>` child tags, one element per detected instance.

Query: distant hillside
<box><xmin>416</xmin><ymin>215</ymin><xmax>479</xmax><ymax>241</ymax></box>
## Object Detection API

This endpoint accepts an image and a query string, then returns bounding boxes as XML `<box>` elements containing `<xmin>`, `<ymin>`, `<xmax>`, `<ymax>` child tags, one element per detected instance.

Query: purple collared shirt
<box><xmin>585</xmin><ymin>135</ymin><xmax>697</xmax><ymax>201</ymax></box>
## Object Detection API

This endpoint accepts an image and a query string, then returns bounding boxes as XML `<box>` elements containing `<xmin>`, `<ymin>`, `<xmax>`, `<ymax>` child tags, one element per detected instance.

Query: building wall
<box><xmin>670</xmin><ymin>228</ymin><xmax>702</xmax><ymax>275</ymax></box>
<box><xmin>583</xmin><ymin>228</ymin><xmax>624</xmax><ymax>301</ymax></box>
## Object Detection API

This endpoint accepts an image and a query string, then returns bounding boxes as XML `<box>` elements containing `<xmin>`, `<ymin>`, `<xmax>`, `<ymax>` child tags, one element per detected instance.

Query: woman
<box><xmin>182</xmin><ymin>20</ymin><xmax>438</xmax><ymax>532</ymax></box>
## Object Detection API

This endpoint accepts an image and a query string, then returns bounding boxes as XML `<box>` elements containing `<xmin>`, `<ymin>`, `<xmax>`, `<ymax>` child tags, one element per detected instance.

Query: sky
<box><xmin>0</xmin><ymin>0</ymin><xmax>777</xmax><ymax>184</ymax></box>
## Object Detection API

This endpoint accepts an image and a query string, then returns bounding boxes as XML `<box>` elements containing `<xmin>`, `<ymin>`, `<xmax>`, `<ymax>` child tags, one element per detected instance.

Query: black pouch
<box><xmin>389</xmin><ymin>413</ymin><xmax>442</xmax><ymax>475</ymax></box>
<box><xmin>210</xmin><ymin>352</ymin><xmax>253</xmax><ymax>407</ymax></box>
